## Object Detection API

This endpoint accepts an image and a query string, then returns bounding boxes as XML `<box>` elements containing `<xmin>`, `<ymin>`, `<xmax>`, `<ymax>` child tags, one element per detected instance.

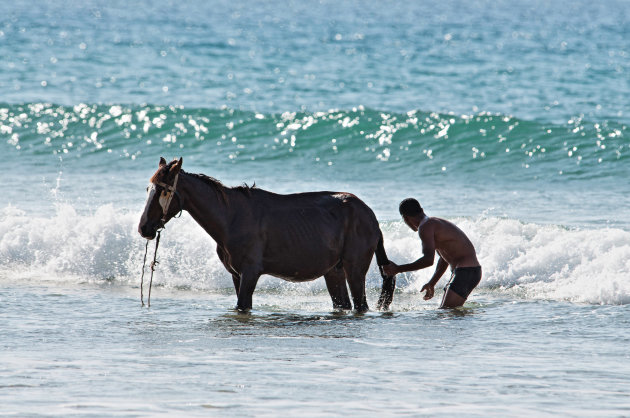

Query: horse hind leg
<box><xmin>343</xmin><ymin>256</ymin><xmax>371</xmax><ymax>313</ymax></box>
<box><xmin>324</xmin><ymin>267</ymin><xmax>352</xmax><ymax>311</ymax></box>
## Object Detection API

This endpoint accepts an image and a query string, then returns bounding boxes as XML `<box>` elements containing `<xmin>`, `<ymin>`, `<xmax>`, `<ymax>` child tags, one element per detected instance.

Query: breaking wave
<box><xmin>2</xmin><ymin>204</ymin><xmax>629</xmax><ymax>305</ymax></box>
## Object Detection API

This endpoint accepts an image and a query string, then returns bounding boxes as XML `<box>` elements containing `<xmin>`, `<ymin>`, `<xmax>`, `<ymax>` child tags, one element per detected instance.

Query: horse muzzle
<box><xmin>138</xmin><ymin>222</ymin><xmax>161</xmax><ymax>240</ymax></box>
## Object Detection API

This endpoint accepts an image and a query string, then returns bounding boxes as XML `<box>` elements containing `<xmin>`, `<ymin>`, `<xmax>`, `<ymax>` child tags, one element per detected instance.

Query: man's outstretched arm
<box><xmin>383</xmin><ymin>223</ymin><xmax>436</xmax><ymax>275</ymax></box>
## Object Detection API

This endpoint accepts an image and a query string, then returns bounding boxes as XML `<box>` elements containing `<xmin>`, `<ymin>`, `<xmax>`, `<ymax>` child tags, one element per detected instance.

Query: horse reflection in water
<box><xmin>138</xmin><ymin>157</ymin><xmax>395</xmax><ymax>312</ymax></box>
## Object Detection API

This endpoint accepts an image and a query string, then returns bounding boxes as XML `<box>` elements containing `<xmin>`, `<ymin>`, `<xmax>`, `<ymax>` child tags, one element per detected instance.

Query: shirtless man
<box><xmin>382</xmin><ymin>198</ymin><xmax>481</xmax><ymax>308</ymax></box>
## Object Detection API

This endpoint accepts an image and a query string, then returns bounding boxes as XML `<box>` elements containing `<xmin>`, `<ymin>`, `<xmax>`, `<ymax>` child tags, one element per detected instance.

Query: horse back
<box><xmin>257</xmin><ymin>190</ymin><xmax>378</xmax><ymax>231</ymax></box>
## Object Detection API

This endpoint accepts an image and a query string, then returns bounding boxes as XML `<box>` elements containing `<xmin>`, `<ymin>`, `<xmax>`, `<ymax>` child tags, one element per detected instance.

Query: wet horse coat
<box><xmin>138</xmin><ymin>158</ymin><xmax>395</xmax><ymax>311</ymax></box>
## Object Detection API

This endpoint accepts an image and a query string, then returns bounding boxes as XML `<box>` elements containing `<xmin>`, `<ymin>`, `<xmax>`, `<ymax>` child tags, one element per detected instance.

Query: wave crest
<box><xmin>2</xmin><ymin>103</ymin><xmax>628</xmax><ymax>183</ymax></box>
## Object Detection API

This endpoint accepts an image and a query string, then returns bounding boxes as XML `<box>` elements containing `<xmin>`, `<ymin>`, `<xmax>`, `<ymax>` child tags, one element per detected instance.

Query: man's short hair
<box><xmin>399</xmin><ymin>198</ymin><xmax>423</xmax><ymax>217</ymax></box>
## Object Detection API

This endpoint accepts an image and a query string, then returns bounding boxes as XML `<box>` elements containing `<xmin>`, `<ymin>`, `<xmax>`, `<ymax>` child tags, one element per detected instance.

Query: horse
<box><xmin>138</xmin><ymin>157</ymin><xmax>396</xmax><ymax>312</ymax></box>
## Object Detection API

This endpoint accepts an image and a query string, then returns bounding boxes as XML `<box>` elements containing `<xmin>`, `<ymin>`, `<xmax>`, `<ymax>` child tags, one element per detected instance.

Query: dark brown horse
<box><xmin>138</xmin><ymin>157</ymin><xmax>396</xmax><ymax>312</ymax></box>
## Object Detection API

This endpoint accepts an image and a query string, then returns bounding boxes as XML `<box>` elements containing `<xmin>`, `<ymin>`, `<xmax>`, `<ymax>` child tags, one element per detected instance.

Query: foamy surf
<box><xmin>2</xmin><ymin>204</ymin><xmax>629</xmax><ymax>305</ymax></box>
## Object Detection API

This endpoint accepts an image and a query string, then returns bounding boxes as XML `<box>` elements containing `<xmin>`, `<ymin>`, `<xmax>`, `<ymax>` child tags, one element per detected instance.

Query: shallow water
<box><xmin>2</xmin><ymin>282</ymin><xmax>629</xmax><ymax>416</ymax></box>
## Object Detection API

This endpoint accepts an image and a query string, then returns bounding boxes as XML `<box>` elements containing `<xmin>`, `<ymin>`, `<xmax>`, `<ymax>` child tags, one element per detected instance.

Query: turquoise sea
<box><xmin>1</xmin><ymin>1</ymin><xmax>630</xmax><ymax>415</ymax></box>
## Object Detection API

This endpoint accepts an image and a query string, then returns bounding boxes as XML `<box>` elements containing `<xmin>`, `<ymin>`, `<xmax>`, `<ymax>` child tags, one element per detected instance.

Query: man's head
<box><xmin>399</xmin><ymin>198</ymin><xmax>424</xmax><ymax>231</ymax></box>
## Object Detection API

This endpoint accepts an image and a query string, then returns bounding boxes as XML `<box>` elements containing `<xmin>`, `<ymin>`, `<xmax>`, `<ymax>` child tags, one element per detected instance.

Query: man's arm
<box><xmin>420</xmin><ymin>257</ymin><xmax>448</xmax><ymax>300</ymax></box>
<box><xmin>427</xmin><ymin>257</ymin><xmax>449</xmax><ymax>287</ymax></box>
<box><xmin>383</xmin><ymin>222</ymin><xmax>436</xmax><ymax>275</ymax></box>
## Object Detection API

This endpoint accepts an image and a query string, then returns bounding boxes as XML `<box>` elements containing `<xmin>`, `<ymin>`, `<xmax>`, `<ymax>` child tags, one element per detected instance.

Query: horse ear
<box><xmin>159</xmin><ymin>157</ymin><xmax>167</xmax><ymax>167</ymax></box>
<box><xmin>171</xmin><ymin>157</ymin><xmax>183</xmax><ymax>175</ymax></box>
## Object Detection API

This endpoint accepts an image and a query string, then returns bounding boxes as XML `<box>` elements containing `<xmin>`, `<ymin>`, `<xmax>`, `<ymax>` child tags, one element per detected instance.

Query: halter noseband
<box><xmin>155</xmin><ymin>173</ymin><xmax>182</xmax><ymax>225</ymax></box>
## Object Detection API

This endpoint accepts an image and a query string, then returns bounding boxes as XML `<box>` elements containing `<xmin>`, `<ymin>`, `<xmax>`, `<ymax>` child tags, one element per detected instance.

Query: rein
<box><xmin>139</xmin><ymin>173</ymin><xmax>182</xmax><ymax>307</ymax></box>
<box><xmin>140</xmin><ymin>230</ymin><xmax>161</xmax><ymax>307</ymax></box>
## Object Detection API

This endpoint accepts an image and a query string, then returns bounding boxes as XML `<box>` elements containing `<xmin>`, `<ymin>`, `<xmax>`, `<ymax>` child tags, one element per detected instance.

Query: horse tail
<box><xmin>375</xmin><ymin>230</ymin><xmax>396</xmax><ymax>311</ymax></box>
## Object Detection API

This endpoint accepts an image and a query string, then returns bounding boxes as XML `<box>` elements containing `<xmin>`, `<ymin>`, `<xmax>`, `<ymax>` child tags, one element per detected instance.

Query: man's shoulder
<box><xmin>418</xmin><ymin>217</ymin><xmax>438</xmax><ymax>235</ymax></box>
<box><xmin>430</xmin><ymin>216</ymin><xmax>457</xmax><ymax>228</ymax></box>
<box><xmin>420</xmin><ymin>217</ymin><xmax>456</xmax><ymax>235</ymax></box>
<box><xmin>424</xmin><ymin>217</ymin><xmax>443</xmax><ymax>227</ymax></box>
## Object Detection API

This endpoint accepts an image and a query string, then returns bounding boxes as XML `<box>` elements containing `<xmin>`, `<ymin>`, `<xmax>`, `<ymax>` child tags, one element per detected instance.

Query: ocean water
<box><xmin>2</xmin><ymin>0</ymin><xmax>630</xmax><ymax>415</ymax></box>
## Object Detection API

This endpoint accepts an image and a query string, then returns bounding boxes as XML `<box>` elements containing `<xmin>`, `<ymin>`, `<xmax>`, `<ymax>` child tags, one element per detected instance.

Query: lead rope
<box><xmin>140</xmin><ymin>171</ymin><xmax>179</xmax><ymax>307</ymax></box>
<box><xmin>140</xmin><ymin>229</ymin><xmax>162</xmax><ymax>307</ymax></box>
<box><xmin>147</xmin><ymin>230</ymin><xmax>161</xmax><ymax>307</ymax></box>
<box><xmin>140</xmin><ymin>240</ymin><xmax>149</xmax><ymax>306</ymax></box>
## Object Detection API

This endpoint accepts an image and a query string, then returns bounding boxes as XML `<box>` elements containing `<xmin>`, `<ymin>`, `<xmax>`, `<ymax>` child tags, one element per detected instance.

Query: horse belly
<box><xmin>268</xmin><ymin>271</ymin><xmax>325</xmax><ymax>283</ymax></box>
<box><xmin>262</xmin><ymin>233</ymin><xmax>341</xmax><ymax>281</ymax></box>
<box><xmin>264</xmin><ymin>245</ymin><xmax>339</xmax><ymax>281</ymax></box>
<box><xmin>260</xmin><ymin>205</ymin><xmax>347</xmax><ymax>280</ymax></box>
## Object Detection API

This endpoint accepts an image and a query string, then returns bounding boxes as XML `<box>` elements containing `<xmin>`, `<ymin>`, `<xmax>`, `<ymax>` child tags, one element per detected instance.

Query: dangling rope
<box><xmin>140</xmin><ymin>240</ymin><xmax>149</xmax><ymax>306</ymax></box>
<box><xmin>147</xmin><ymin>230</ymin><xmax>161</xmax><ymax>307</ymax></box>
<box><xmin>139</xmin><ymin>170</ymin><xmax>181</xmax><ymax>307</ymax></box>
<box><xmin>140</xmin><ymin>230</ymin><xmax>161</xmax><ymax>307</ymax></box>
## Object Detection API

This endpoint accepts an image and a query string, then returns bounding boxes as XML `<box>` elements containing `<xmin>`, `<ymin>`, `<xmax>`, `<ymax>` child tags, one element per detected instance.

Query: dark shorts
<box><xmin>444</xmin><ymin>266</ymin><xmax>482</xmax><ymax>299</ymax></box>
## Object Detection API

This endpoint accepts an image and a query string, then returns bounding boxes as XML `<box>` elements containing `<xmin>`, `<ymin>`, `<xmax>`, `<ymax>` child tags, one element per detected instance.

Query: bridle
<box><xmin>140</xmin><ymin>171</ymin><xmax>183</xmax><ymax>307</ymax></box>
<box><xmin>154</xmin><ymin>173</ymin><xmax>183</xmax><ymax>226</ymax></box>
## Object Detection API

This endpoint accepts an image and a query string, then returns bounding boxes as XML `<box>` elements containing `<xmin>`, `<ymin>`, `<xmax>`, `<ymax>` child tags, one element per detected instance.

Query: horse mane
<box><xmin>182</xmin><ymin>170</ymin><xmax>256</xmax><ymax>200</ymax></box>
<box><xmin>150</xmin><ymin>160</ymin><xmax>255</xmax><ymax>202</ymax></box>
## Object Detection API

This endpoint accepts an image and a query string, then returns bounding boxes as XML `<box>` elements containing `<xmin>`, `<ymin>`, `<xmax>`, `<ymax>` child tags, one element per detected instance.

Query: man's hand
<box><xmin>421</xmin><ymin>282</ymin><xmax>435</xmax><ymax>300</ymax></box>
<box><xmin>382</xmin><ymin>262</ymin><xmax>398</xmax><ymax>277</ymax></box>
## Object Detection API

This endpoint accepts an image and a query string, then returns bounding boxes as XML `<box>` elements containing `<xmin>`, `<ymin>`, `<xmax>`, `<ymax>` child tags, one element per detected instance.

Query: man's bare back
<box><xmin>419</xmin><ymin>217</ymin><xmax>479</xmax><ymax>269</ymax></box>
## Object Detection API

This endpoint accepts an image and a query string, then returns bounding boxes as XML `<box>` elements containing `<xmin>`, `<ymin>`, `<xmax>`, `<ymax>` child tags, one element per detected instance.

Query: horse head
<box><xmin>138</xmin><ymin>157</ymin><xmax>183</xmax><ymax>239</ymax></box>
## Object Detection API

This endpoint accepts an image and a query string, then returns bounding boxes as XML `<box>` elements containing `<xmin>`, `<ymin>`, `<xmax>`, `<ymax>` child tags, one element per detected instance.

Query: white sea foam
<box><xmin>1</xmin><ymin>205</ymin><xmax>629</xmax><ymax>305</ymax></box>
<box><xmin>383</xmin><ymin>217</ymin><xmax>630</xmax><ymax>305</ymax></box>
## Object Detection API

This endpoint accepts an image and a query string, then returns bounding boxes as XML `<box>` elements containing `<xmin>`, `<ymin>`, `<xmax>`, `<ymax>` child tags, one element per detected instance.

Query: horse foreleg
<box><xmin>324</xmin><ymin>268</ymin><xmax>352</xmax><ymax>310</ymax></box>
<box><xmin>236</xmin><ymin>268</ymin><xmax>261</xmax><ymax>312</ymax></box>
<box><xmin>231</xmin><ymin>274</ymin><xmax>240</xmax><ymax>296</ymax></box>
<box><xmin>216</xmin><ymin>246</ymin><xmax>240</xmax><ymax>296</ymax></box>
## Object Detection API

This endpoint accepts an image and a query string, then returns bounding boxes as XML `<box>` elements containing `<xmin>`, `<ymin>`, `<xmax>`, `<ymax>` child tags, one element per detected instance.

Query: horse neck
<box><xmin>179</xmin><ymin>172</ymin><xmax>233</xmax><ymax>245</ymax></box>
